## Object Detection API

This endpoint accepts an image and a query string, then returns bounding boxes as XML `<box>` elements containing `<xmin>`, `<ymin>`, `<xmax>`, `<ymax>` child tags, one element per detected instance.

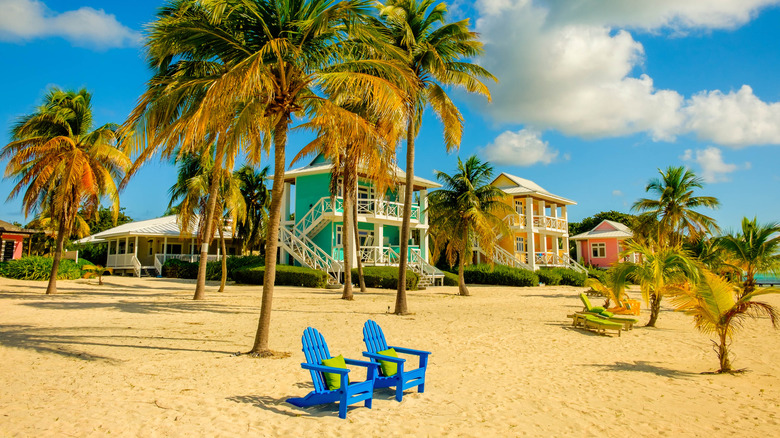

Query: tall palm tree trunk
<box><xmin>342</xmin><ymin>175</ymin><xmax>354</xmax><ymax>300</ymax></box>
<box><xmin>352</xmin><ymin>176</ymin><xmax>366</xmax><ymax>293</ymax></box>
<box><xmin>251</xmin><ymin>118</ymin><xmax>289</xmax><ymax>355</ymax></box>
<box><xmin>45</xmin><ymin>214</ymin><xmax>69</xmax><ymax>295</ymax></box>
<box><xmin>395</xmin><ymin>118</ymin><xmax>415</xmax><ymax>314</ymax></box>
<box><xmin>219</xmin><ymin>223</ymin><xmax>227</xmax><ymax>292</ymax></box>
<box><xmin>646</xmin><ymin>292</ymin><xmax>662</xmax><ymax>327</ymax></box>
<box><xmin>458</xmin><ymin>249</ymin><xmax>469</xmax><ymax>296</ymax></box>
<box><xmin>193</xmin><ymin>155</ymin><xmax>224</xmax><ymax>300</ymax></box>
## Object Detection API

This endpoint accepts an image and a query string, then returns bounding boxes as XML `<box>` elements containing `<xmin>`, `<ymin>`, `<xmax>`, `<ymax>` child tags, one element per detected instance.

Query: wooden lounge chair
<box><xmin>566</xmin><ymin>313</ymin><xmax>623</xmax><ymax>336</ymax></box>
<box><xmin>287</xmin><ymin>327</ymin><xmax>378</xmax><ymax>419</ymax></box>
<box><xmin>608</xmin><ymin>298</ymin><xmax>641</xmax><ymax>316</ymax></box>
<box><xmin>362</xmin><ymin>320</ymin><xmax>430</xmax><ymax>402</ymax></box>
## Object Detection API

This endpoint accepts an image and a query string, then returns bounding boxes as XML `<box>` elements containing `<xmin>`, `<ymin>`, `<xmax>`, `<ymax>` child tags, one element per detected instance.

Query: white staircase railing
<box><xmin>409</xmin><ymin>248</ymin><xmax>445</xmax><ymax>286</ymax></box>
<box><xmin>279</xmin><ymin>226</ymin><xmax>343</xmax><ymax>285</ymax></box>
<box><xmin>561</xmin><ymin>253</ymin><xmax>587</xmax><ymax>273</ymax></box>
<box><xmin>359</xmin><ymin>246</ymin><xmax>401</xmax><ymax>265</ymax></box>
<box><xmin>131</xmin><ymin>256</ymin><xmax>142</xmax><ymax>278</ymax></box>
<box><xmin>491</xmin><ymin>245</ymin><xmax>533</xmax><ymax>270</ymax></box>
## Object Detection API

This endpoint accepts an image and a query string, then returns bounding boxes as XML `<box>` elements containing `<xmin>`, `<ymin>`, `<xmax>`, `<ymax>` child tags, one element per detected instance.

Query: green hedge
<box><xmin>586</xmin><ymin>266</ymin><xmax>606</xmax><ymax>283</ymax></box>
<box><xmin>538</xmin><ymin>268</ymin><xmax>587</xmax><ymax>286</ymax></box>
<box><xmin>162</xmin><ymin>255</ymin><xmax>266</xmax><ymax>280</ymax></box>
<box><xmin>0</xmin><ymin>256</ymin><xmax>89</xmax><ymax>281</ymax></box>
<box><xmin>463</xmin><ymin>264</ymin><xmax>539</xmax><ymax>287</ymax></box>
<box><xmin>537</xmin><ymin>269</ymin><xmax>562</xmax><ymax>285</ymax></box>
<box><xmin>442</xmin><ymin>270</ymin><xmax>459</xmax><ymax>286</ymax></box>
<box><xmin>234</xmin><ymin>264</ymin><xmax>328</xmax><ymax>288</ymax></box>
<box><xmin>351</xmin><ymin>266</ymin><xmax>419</xmax><ymax>290</ymax></box>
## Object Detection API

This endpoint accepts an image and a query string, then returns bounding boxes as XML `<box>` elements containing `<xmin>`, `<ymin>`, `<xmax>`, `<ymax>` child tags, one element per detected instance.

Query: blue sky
<box><xmin>1</xmin><ymin>0</ymin><xmax>779</xmax><ymax>232</ymax></box>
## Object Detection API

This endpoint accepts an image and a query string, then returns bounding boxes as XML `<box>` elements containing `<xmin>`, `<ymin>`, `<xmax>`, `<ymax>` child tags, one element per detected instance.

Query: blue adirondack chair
<box><xmin>286</xmin><ymin>327</ymin><xmax>378</xmax><ymax>419</ymax></box>
<box><xmin>362</xmin><ymin>320</ymin><xmax>430</xmax><ymax>402</ymax></box>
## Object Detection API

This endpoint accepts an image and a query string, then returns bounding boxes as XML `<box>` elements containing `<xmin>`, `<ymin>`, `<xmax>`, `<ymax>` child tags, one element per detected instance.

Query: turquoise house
<box><xmin>276</xmin><ymin>155</ymin><xmax>444</xmax><ymax>286</ymax></box>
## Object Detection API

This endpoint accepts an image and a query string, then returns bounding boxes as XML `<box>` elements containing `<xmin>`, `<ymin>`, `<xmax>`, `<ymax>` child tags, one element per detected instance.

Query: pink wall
<box><xmin>1</xmin><ymin>234</ymin><xmax>25</xmax><ymax>260</ymax></box>
<box><xmin>579</xmin><ymin>238</ymin><xmax>623</xmax><ymax>268</ymax></box>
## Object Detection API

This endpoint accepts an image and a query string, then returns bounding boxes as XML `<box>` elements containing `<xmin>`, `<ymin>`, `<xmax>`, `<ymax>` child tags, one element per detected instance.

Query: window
<box><xmin>118</xmin><ymin>240</ymin><xmax>126</xmax><ymax>254</ymax></box>
<box><xmin>515</xmin><ymin>236</ymin><xmax>525</xmax><ymax>254</ymax></box>
<box><xmin>335</xmin><ymin>225</ymin><xmax>343</xmax><ymax>246</ymax></box>
<box><xmin>358</xmin><ymin>230</ymin><xmax>374</xmax><ymax>246</ymax></box>
<box><xmin>514</xmin><ymin>200</ymin><xmax>523</xmax><ymax>214</ymax></box>
<box><xmin>591</xmin><ymin>242</ymin><xmax>606</xmax><ymax>258</ymax></box>
<box><xmin>148</xmin><ymin>240</ymin><xmax>154</xmax><ymax>255</ymax></box>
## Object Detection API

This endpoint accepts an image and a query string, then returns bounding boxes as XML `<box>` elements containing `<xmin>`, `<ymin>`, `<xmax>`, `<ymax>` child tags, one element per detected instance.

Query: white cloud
<box><xmin>474</xmin><ymin>0</ymin><xmax>780</xmax><ymax>147</ymax></box>
<box><xmin>684</xmin><ymin>85</ymin><xmax>780</xmax><ymax>147</ymax></box>
<box><xmin>681</xmin><ymin>146</ymin><xmax>749</xmax><ymax>182</ymax></box>
<box><xmin>0</xmin><ymin>0</ymin><xmax>141</xmax><ymax>49</ymax></box>
<box><xmin>612</xmin><ymin>190</ymin><xmax>623</xmax><ymax>197</ymax></box>
<box><xmin>481</xmin><ymin>129</ymin><xmax>559</xmax><ymax>166</ymax></box>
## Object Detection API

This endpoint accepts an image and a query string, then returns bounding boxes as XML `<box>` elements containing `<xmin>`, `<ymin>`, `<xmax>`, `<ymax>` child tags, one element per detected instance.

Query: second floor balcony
<box><xmin>504</xmin><ymin>213</ymin><xmax>568</xmax><ymax>233</ymax></box>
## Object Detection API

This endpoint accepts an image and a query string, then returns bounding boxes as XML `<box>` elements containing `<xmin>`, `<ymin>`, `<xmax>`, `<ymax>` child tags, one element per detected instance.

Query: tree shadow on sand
<box><xmin>585</xmin><ymin>361</ymin><xmax>696</xmax><ymax>379</ymax></box>
<box><xmin>19</xmin><ymin>298</ymin><xmax>256</xmax><ymax>315</ymax></box>
<box><xmin>0</xmin><ymin>324</ymin><xmax>235</xmax><ymax>362</ymax></box>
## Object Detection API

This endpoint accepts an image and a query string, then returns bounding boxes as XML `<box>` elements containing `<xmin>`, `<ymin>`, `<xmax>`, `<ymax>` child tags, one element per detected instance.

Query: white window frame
<box><xmin>335</xmin><ymin>225</ymin><xmax>343</xmax><ymax>246</ymax></box>
<box><xmin>591</xmin><ymin>242</ymin><xmax>606</xmax><ymax>258</ymax></box>
<box><xmin>514</xmin><ymin>200</ymin><xmax>523</xmax><ymax>214</ymax></box>
<box><xmin>515</xmin><ymin>236</ymin><xmax>525</xmax><ymax>254</ymax></box>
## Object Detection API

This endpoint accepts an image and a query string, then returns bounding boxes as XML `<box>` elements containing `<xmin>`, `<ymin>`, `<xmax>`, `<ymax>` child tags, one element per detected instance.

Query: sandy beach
<box><xmin>1</xmin><ymin>276</ymin><xmax>779</xmax><ymax>437</ymax></box>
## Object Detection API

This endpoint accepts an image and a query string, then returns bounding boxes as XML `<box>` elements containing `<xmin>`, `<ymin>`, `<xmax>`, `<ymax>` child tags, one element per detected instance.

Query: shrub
<box><xmin>0</xmin><ymin>256</ymin><xmax>85</xmax><ymax>280</ymax></box>
<box><xmin>463</xmin><ymin>264</ymin><xmax>539</xmax><ymax>287</ymax></box>
<box><xmin>351</xmin><ymin>266</ymin><xmax>419</xmax><ymax>290</ymax></box>
<box><xmin>537</xmin><ymin>268</ymin><xmax>562</xmax><ymax>286</ymax></box>
<box><xmin>586</xmin><ymin>266</ymin><xmax>606</xmax><ymax>283</ymax></box>
<box><xmin>442</xmin><ymin>271</ymin><xmax>459</xmax><ymax>286</ymax></box>
<box><xmin>233</xmin><ymin>264</ymin><xmax>328</xmax><ymax>288</ymax></box>
<box><xmin>556</xmin><ymin>268</ymin><xmax>587</xmax><ymax>286</ymax></box>
<box><xmin>161</xmin><ymin>259</ymin><xmax>198</xmax><ymax>279</ymax></box>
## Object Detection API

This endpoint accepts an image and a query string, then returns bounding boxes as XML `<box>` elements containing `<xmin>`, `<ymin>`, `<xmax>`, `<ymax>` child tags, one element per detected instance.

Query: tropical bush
<box><xmin>352</xmin><ymin>267</ymin><xmax>419</xmax><ymax>290</ymax></box>
<box><xmin>537</xmin><ymin>269</ymin><xmax>562</xmax><ymax>286</ymax></box>
<box><xmin>463</xmin><ymin>264</ymin><xmax>539</xmax><ymax>287</ymax></box>
<box><xmin>234</xmin><ymin>264</ymin><xmax>328</xmax><ymax>288</ymax></box>
<box><xmin>0</xmin><ymin>256</ymin><xmax>89</xmax><ymax>280</ymax></box>
<box><xmin>548</xmin><ymin>268</ymin><xmax>587</xmax><ymax>286</ymax></box>
<box><xmin>442</xmin><ymin>271</ymin><xmax>459</xmax><ymax>286</ymax></box>
<box><xmin>586</xmin><ymin>266</ymin><xmax>606</xmax><ymax>283</ymax></box>
<box><xmin>161</xmin><ymin>259</ymin><xmax>198</xmax><ymax>279</ymax></box>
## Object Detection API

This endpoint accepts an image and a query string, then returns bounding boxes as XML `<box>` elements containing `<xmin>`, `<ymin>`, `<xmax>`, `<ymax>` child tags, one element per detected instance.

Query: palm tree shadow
<box><xmin>586</xmin><ymin>361</ymin><xmax>696</xmax><ymax>379</ymax></box>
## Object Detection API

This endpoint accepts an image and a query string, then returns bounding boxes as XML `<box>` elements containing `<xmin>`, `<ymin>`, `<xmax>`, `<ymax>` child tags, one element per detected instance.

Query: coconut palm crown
<box><xmin>717</xmin><ymin>217</ymin><xmax>780</xmax><ymax>298</ymax></box>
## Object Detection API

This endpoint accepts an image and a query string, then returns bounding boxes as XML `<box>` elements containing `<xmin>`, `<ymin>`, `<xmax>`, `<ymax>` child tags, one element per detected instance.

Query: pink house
<box><xmin>570</xmin><ymin>220</ymin><xmax>637</xmax><ymax>268</ymax></box>
<box><xmin>0</xmin><ymin>220</ymin><xmax>36</xmax><ymax>262</ymax></box>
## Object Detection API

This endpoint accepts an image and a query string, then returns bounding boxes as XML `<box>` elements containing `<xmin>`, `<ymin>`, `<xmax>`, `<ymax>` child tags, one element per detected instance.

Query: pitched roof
<box><xmin>491</xmin><ymin>172</ymin><xmax>576</xmax><ymax>205</ymax></box>
<box><xmin>570</xmin><ymin>220</ymin><xmax>633</xmax><ymax>240</ymax></box>
<box><xmin>75</xmin><ymin>215</ymin><xmax>233</xmax><ymax>243</ymax></box>
<box><xmin>278</xmin><ymin>154</ymin><xmax>441</xmax><ymax>189</ymax></box>
<box><xmin>0</xmin><ymin>220</ymin><xmax>36</xmax><ymax>235</ymax></box>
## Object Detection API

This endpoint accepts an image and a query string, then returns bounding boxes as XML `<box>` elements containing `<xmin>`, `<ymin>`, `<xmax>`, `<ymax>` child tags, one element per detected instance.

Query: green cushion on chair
<box><xmin>590</xmin><ymin>306</ymin><xmax>606</xmax><ymax>313</ymax></box>
<box><xmin>377</xmin><ymin>348</ymin><xmax>399</xmax><ymax>377</ymax></box>
<box><xmin>600</xmin><ymin>311</ymin><xmax>614</xmax><ymax>317</ymax></box>
<box><xmin>321</xmin><ymin>355</ymin><xmax>349</xmax><ymax>390</ymax></box>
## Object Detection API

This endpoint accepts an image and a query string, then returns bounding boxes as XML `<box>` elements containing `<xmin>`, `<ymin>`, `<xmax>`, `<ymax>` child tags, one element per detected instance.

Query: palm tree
<box><xmin>612</xmin><ymin>239</ymin><xmax>699</xmax><ymax>327</ymax></box>
<box><xmin>718</xmin><ymin>217</ymin><xmax>780</xmax><ymax>298</ymax></box>
<box><xmin>234</xmin><ymin>165</ymin><xmax>270</xmax><ymax>255</ymax></box>
<box><xmin>2</xmin><ymin>88</ymin><xmax>129</xmax><ymax>294</ymax></box>
<box><xmin>670</xmin><ymin>269</ymin><xmax>779</xmax><ymax>373</ymax></box>
<box><xmin>125</xmin><ymin>0</ymin><xmax>409</xmax><ymax>355</ymax></box>
<box><xmin>168</xmin><ymin>151</ymin><xmax>245</xmax><ymax>293</ymax></box>
<box><xmin>376</xmin><ymin>0</ymin><xmax>496</xmax><ymax>313</ymax></box>
<box><xmin>427</xmin><ymin>156</ymin><xmax>510</xmax><ymax>296</ymax></box>
<box><xmin>633</xmin><ymin>166</ymin><xmax>720</xmax><ymax>247</ymax></box>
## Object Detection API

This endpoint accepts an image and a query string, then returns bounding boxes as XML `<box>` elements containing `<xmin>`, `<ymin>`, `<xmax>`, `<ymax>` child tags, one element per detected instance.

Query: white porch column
<box><xmin>420</xmin><ymin>189</ymin><xmax>428</xmax><ymax>225</ymax></box>
<box><xmin>540</xmin><ymin>233</ymin><xmax>548</xmax><ymax>266</ymax></box>
<box><xmin>563</xmin><ymin>236</ymin><xmax>570</xmax><ymax>263</ymax></box>
<box><xmin>525</xmin><ymin>197</ymin><xmax>536</xmax><ymax>270</ymax></box>
<box><xmin>163</xmin><ymin>237</ymin><xmax>168</xmax><ymax>255</ymax></box>
<box><xmin>539</xmin><ymin>199</ymin><xmax>546</xmax><ymax>229</ymax></box>
<box><xmin>134</xmin><ymin>236</ymin><xmax>138</xmax><ymax>258</ymax></box>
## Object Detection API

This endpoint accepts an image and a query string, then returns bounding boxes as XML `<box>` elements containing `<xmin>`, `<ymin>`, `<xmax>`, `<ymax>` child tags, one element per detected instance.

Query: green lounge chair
<box><xmin>566</xmin><ymin>313</ymin><xmax>623</xmax><ymax>336</ymax></box>
<box><xmin>578</xmin><ymin>293</ymin><xmax>638</xmax><ymax>330</ymax></box>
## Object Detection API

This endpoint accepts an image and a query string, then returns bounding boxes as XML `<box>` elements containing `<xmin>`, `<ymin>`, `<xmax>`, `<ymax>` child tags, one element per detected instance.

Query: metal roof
<box><xmin>75</xmin><ymin>215</ymin><xmax>234</xmax><ymax>243</ymax></box>
<box><xmin>570</xmin><ymin>220</ymin><xmax>633</xmax><ymax>240</ymax></box>
<box><xmin>491</xmin><ymin>172</ymin><xmax>576</xmax><ymax>205</ymax></box>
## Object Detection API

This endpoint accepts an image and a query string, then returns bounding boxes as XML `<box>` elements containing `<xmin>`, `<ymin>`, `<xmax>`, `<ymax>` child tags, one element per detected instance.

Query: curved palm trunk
<box><xmin>458</xmin><ymin>250</ymin><xmax>469</xmax><ymax>296</ymax></box>
<box><xmin>193</xmin><ymin>155</ymin><xmax>224</xmax><ymax>300</ymax></box>
<box><xmin>352</xmin><ymin>177</ymin><xmax>366</xmax><ymax>293</ymax></box>
<box><xmin>219</xmin><ymin>223</ymin><xmax>227</xmax><ymax>293</ymax></box>
<box><xmin>45</xmin><ymin>215</ymin><xmax>69</xmax><ymax>295</ymax></box>
<box><xmin>646</xmin><ymin>292</ymin><xmax>662</xmax><ymax>327</ymax></box>
<box><xmin>342</xmin><ymin>176</ymin><xmax>354</xmax><ymax>300</ymax></box>
<box><xmin>395</xmin><ymin>118</ymin><xmax>415</xmax><ymax>315</ymax></box>
<box><xmin>250</xmin><ymin>117</ymin><xmax>289</xmax><ymax>355</ymax></box>
<box><xmin>717</xmin><ymin>328</ymin><xmax>732</xmax><ymax>372</ymax></box>
<box><xmin>742</xmin><ymin>270</ymin><xmax>756</xmax><ymax>298</ymax></box>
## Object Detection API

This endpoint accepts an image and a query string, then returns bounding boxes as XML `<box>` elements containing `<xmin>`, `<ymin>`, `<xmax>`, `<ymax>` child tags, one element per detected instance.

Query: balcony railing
<box><xmin>504</xmin><ymin>213</ymin><xmax>567</xmax><ymax>232</ymax></box>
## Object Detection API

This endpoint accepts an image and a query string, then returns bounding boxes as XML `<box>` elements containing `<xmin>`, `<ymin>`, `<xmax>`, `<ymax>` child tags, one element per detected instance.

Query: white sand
<box><xmin>1</xmin><ymin>276</ymin><xmax>779</xmax><ymax>437</ymax></box>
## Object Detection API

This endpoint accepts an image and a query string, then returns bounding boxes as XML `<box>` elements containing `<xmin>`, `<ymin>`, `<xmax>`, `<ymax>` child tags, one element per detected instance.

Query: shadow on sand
<box><xmin>585</xmin><ymin>360</ymin><xmax>696</xmax><ymax>379</ymax></box>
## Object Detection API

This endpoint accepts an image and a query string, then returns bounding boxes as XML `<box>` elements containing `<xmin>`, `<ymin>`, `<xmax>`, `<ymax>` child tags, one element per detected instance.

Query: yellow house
<box><xmin>480</xmin><ymin>173</ymin><xmax>583</xmax><ymax>272</ymax></box>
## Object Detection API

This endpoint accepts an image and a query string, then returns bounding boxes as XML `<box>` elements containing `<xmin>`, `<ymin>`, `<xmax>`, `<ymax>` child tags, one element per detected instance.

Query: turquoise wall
<box><xmin>295</xmin><ymin>173</ymin><xmax>332</xmax><ymax>219</ymax></box>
